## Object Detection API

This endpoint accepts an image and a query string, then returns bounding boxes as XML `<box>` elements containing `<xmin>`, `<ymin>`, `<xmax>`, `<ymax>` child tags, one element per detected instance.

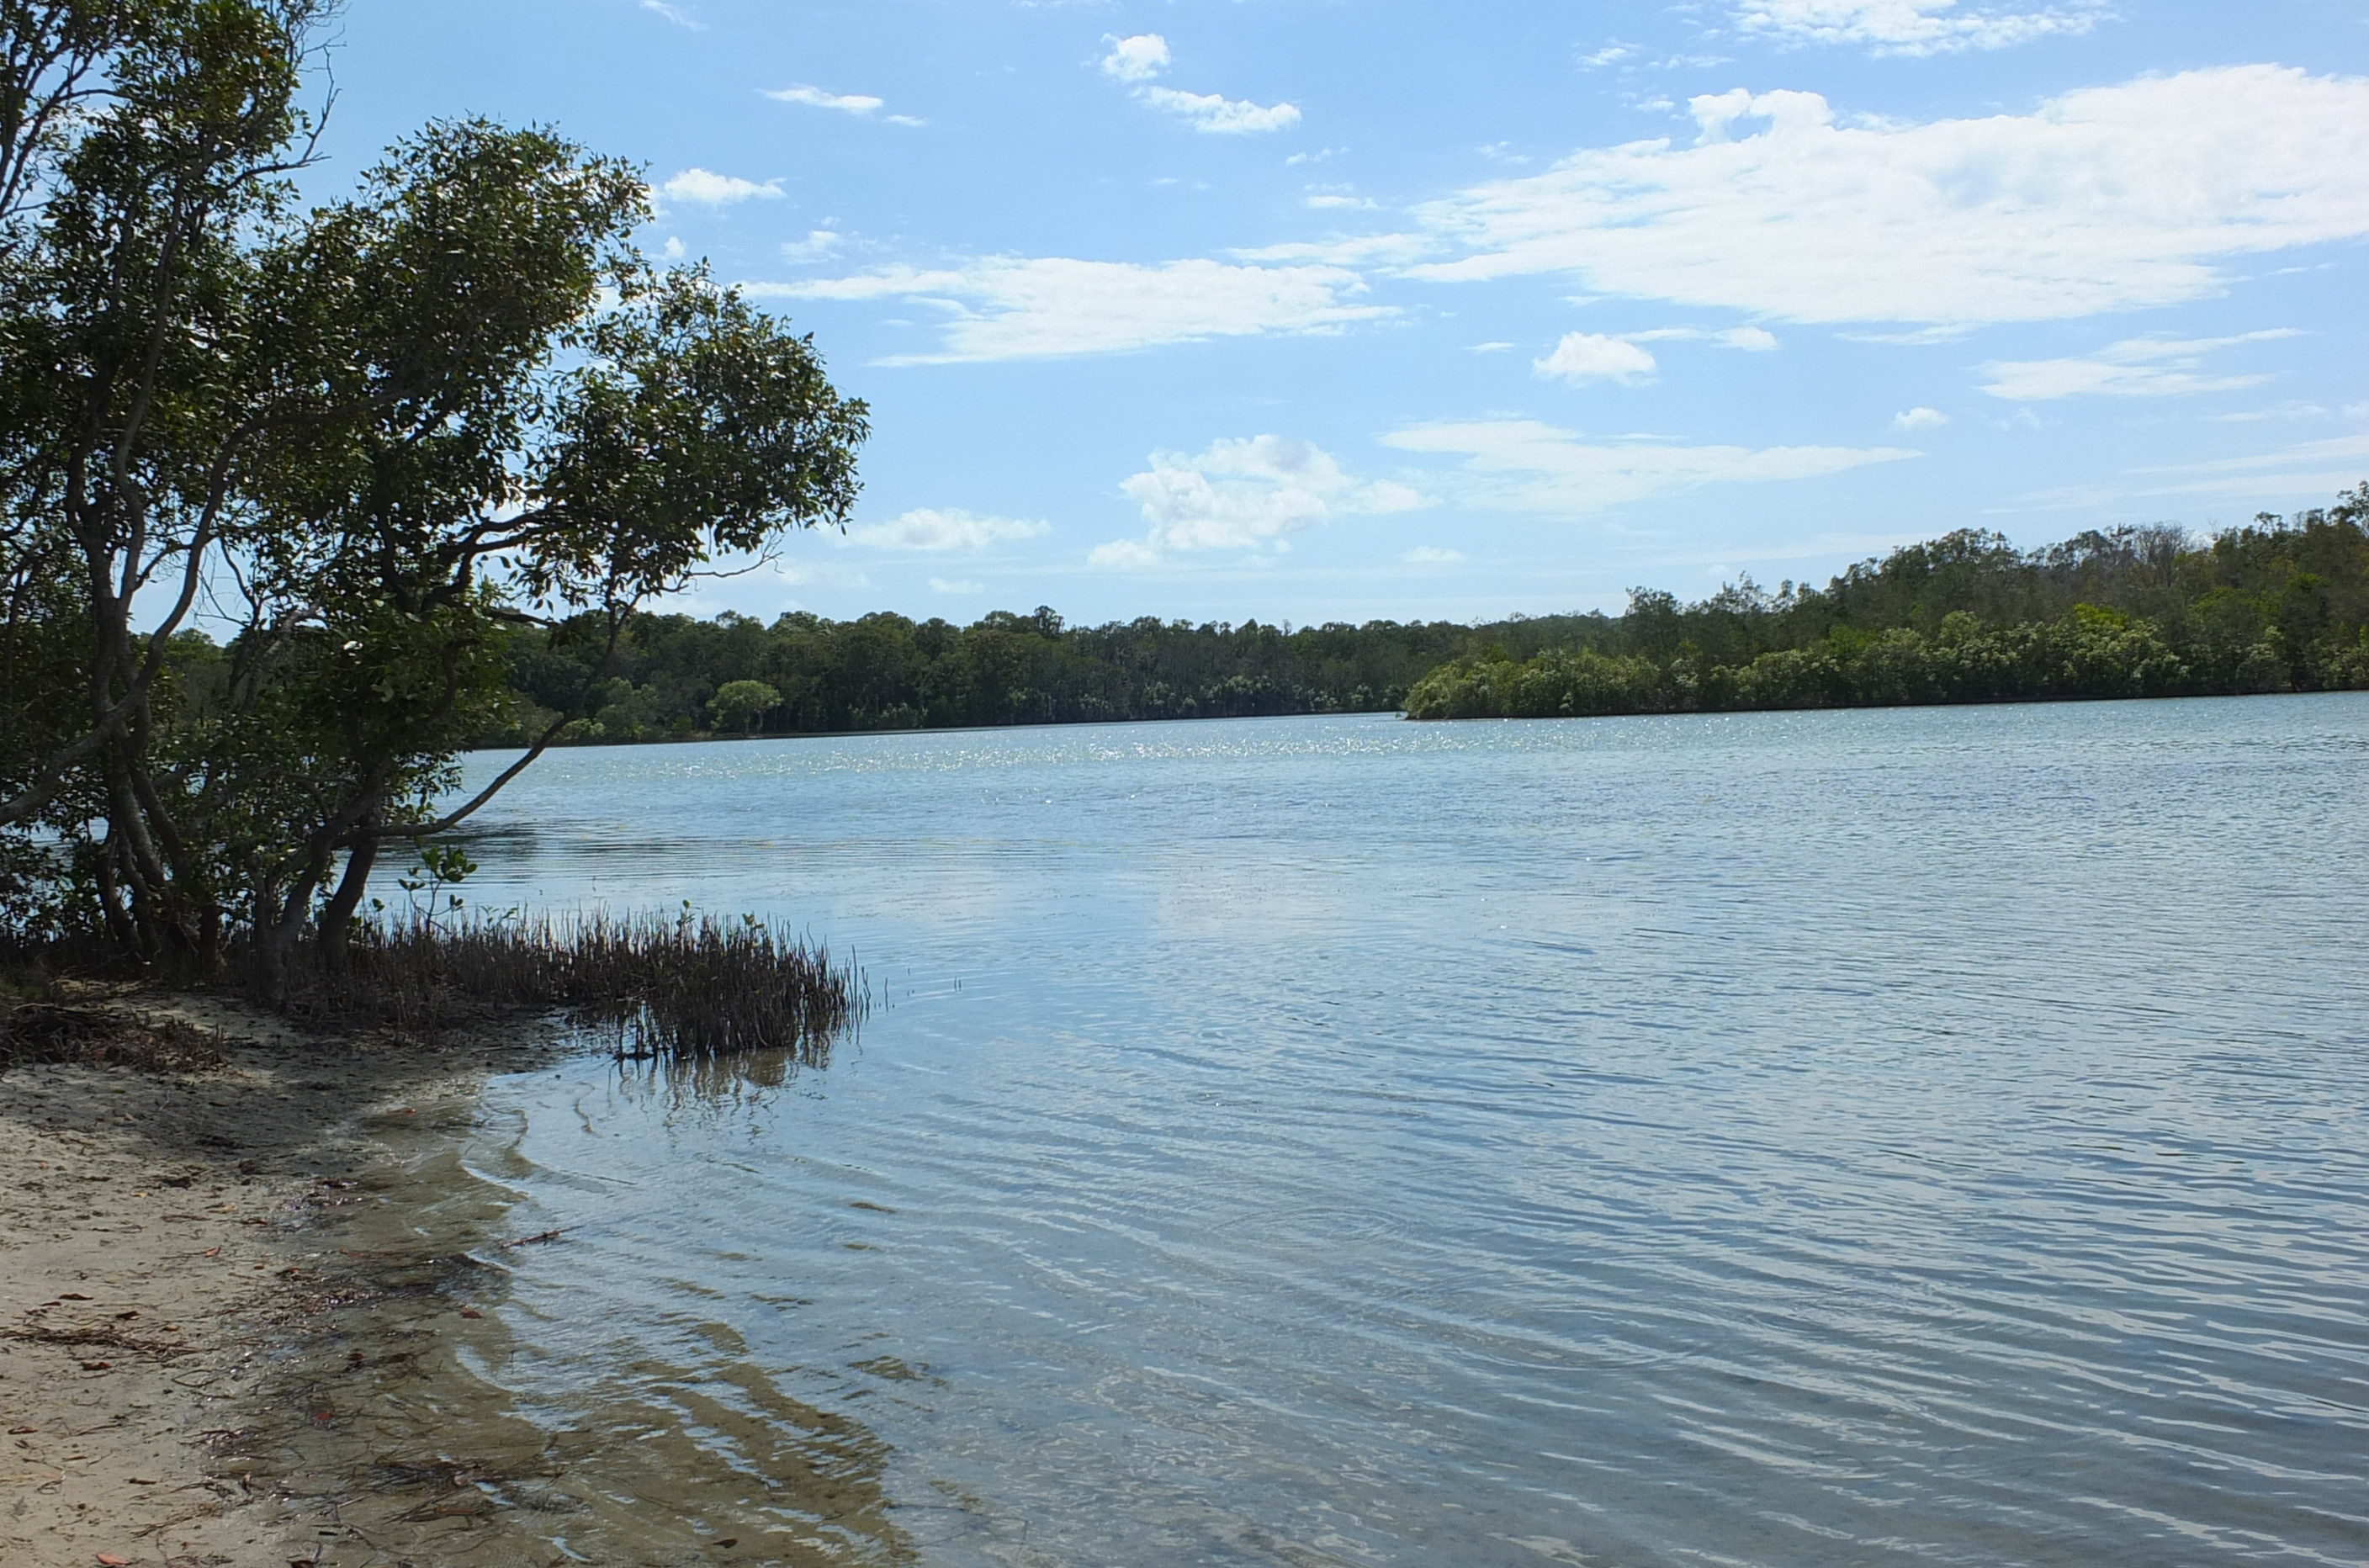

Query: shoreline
<box><xmin>1</xmin><ymin>998</ymin><xmax>561</xmax><ymax>1568</ymax></box>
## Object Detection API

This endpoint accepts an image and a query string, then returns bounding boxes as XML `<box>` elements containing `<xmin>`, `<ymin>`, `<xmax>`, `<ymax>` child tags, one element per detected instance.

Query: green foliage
<box><xmin>708</xmin><ymin>679</ymin><xmax>781</xmax><ymax>735</ymax></box>
<box><xmin>392</xmin><ymin>842</ymin><xmax>475</xmax><ymax>935</ymax></box>
<box><xmin>486</xmin><ymin>607</ymin><xmax>1467</xmax><ymax>741</ymax></box>
<box><xmin>0</xmin><ymin>3</ymin><xmax>867</xmax><ymax>983</ymax></box>
<box><xmin>1406</xmin><ymin>490</ymin><xmax>2369</xmax><ymax>721</ymax></box>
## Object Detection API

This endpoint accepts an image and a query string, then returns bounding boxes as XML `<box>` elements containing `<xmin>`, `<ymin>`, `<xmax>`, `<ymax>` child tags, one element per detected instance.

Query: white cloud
<box><xmin>845</xmin><ymin>509</ymin><xmax>1051</xmax><ymax>551</ymax></box>
<box><xmin>1233</xmin><ymin>232</ymin><xmax>1437</xmax><ymax>268</ymax></box>
<box><xmin>745</xmin><ymin>257</ymin><xmax>1391</xmax><ymax>363</ymax></box>
<box><xmin>661</xmin><ymin>236</ymin><xmax>686</xmax><ymax>261</ymax></box>
<box><xmin>1536</xmin><ymin>332</ymin><xmax>1659</xmax><ymax>386</ymax></box>
<box><xmin>1408</xmin><ymin>67</ymin><xmax>2369</xmax><ymax>326</ymax></box>
<box><xmin>1099</xmin><ymin>36</ymin><xmax>1299</xmax><ymax>135</ymax></box>
<box><xmin>780</xmin><ymin>230</ymin><xmax>842</xmax><ymax>263</ymax></box>
<box><xmin>765</xmin><ymin>84</ymin><xmax>924</xmax><ymax>125</ymax></box>
<box><xmin>1381</xmin><ymin>419</ymin><xmax>1916</xmax><ymax>512</ymax></box>
<box><xmin>1627</xmin><ymin>325</ymin><xmax>1783</xmax><ymax>351</ymax></box>
<box><xmin>1471</xmin><ymin>342</ymin><xmax>1517</xmax><ymax>353</ymax></box>
<box><xmin>1096</xmin><ymin>435</ymin><xmax>1427</xmax><ymax>562</ymax></box>
<box><xmin>1978</xmin><ymin>330</ymin><xmax>2300</xmax><ymax>400</ymax></box>
<box><xmin>1894</xmin><ymin>405</ymin><xmax>1951</xmax><ymax>430</ymax></box>
<box><xmin>660</xmin><ymin>168</ymin><xmax>782</xmax><ymax>205</ymax></box>
<box><xmin>1140</xmin><ymin>86</ymin><xmax>1301</xmax><ymax>135</ymax></box>
<box><xmin>1402</xmin><ymin>546</ymin><xmax>1466</xmax><ymax>564</ymax></box>
<box><xmin>1088</xmin><ymin>538</ymin><xmax>1165</xmax><ymax>570</ymax></box>
<box><xmin>2213</xmin><ymin>403</ymin><xmax>2329</xmax><ymax>424</ymax></box>
<box><xmin>1730</xmin><ymin>0</ymin><xmax>2107</xmax><ymax>55</ymax></box>
<box><xmin>1101</xmin><ymin>34</ymin><xmax>1171</xmax><ymax>82</ymax></box>
<box><xmin>930</xmin><ymin>577</ymin><xmax>985</xmax><ymax>594</ymax></box>
<box><xmin>639</xmin><ymin>0</ymin><xmax>703</xmax><ymax>29</ymax></box>
<box><xmin>766</xmin><ymin>84</ymin><xmax>882</xmax><ymax>113</ymax></box>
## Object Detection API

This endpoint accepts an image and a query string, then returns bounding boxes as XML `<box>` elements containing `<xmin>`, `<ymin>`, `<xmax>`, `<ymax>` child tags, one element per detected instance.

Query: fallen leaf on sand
<box><xmin>98</xmin><ymin>1555</ymin><xmax>131</xmax><ymax>1565</ymax></box>
<box><xmin>458</xmin><ymin>1308</ymin><xmax>483</xmax><ymax>1319</ymax></box>
<box><xmin>61</xmin><ymin>1292</ymin><xmax>91</xmax><ymax>1301</ymax></box>
<box><xmin>80</xmin><ymin>1359</ymin><xmax>112</xmax><ymax>1371</ymax></box>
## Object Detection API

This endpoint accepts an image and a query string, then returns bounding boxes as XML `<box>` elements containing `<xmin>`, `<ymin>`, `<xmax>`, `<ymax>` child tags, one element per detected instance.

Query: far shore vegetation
<box><xmin>290</xmin><ymin>482</ymin><xmax>2369</xmax><ymax>745</ymax></box>
<box><xmin>1405</xmin><ymin>490</ymin><xmax>2369</xmax><ymax>721</ymax></box>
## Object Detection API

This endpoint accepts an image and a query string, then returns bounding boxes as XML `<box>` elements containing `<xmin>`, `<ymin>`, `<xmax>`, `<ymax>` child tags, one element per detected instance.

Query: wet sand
<box><xmin>0</xmin><ymin>1001</ymin><xmax>555</xmax><ymax>1568</ymax></box>
<box><xmin>3</xmin><ymin>1001</ymin><xmax>911</xmax><ymax>1568</ymax></box>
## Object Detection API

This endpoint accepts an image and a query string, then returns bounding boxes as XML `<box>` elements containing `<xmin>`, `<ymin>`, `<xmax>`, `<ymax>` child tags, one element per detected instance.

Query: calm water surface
<box><xmin>433</xmin><ymin>697</ymin><xmax>2369</xmax><ymax>1567</ymax></box>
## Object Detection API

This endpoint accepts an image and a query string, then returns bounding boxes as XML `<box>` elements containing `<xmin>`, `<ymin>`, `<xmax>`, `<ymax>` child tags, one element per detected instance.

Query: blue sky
<box><xmin>317</xmin><ymin>0</ymin><xmax>2369</xmax><ymax>626</ymax></box>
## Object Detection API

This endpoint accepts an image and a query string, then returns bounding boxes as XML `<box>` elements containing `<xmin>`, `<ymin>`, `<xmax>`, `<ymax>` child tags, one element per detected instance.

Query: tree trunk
<box><xmin>317</xmin><ymin>835</ymin><xmax>378</xmax><ymax>971</ymax></box>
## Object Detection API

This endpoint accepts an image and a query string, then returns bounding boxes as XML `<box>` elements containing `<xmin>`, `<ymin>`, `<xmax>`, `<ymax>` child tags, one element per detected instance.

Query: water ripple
<box><xmin>435</xmin><ymin>697</ymin><xmax>2369</xmax><ymax>1567</ymax></box>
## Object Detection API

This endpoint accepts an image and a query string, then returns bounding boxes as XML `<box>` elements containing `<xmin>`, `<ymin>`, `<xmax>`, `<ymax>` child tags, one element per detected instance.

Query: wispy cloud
<box><xmin>1404</xmin><ymin>67</ymin><xmax>2369</xmax><ymax>326</ymax></box>
<box><xmin>1140</xmin><ymin>87</ymin><xmax>1301</xmax><ymax>135</ymax></box>
<box><xmin>745</xmin><ymin>257</ymin><xmax>1392</xmax><ymax>363</ymax></box>
<box><xmin>2140</xmin><ymin>431</ymin><xmax>2369</xmax><ymax>489</ymax></box>
<box><xmin>1092</xmin><ymin>436</ymin><xmax>1426</xmax><ymax>564</ymax></box>
<box><xmin>1402</xmin><ymin>545</ymin><xmax>1466</xmax><ymax>564</ymax></box>
<box><xmin>1382</xmin><ymin>419</ymin><xmax>1916</xmax><ymax>512</ymax></box>
<box><xmin>1625</xmin><ymin>326</ymin><xmax>1782</xmax><ymax>351</ymax></box>
<box><xmin>1978</xmin><ymin>330</ymin><xmax>2301</xmax><ymax>400</ymax></box>
<box><xmin>660</xmin><ymin>168</ymin><xmax>782</xmax><ymax>205</ymax></box>
<box><xmin>1095</xmin><ymin>34</ymin><xmax>1301</xmax><ymax>135</ymax></box>
<box><xmin>1893</xmin><ymin>406</ymin><xmax>1950</xmax><ymax>431</ymax></box>
<box><xmin>845</xmin><ymin>509</ymin><xmax>1051</xmax><ymax>552</ymax></box>
<box><xmin>764</xmin><ymin>84</ymin><xmax>925</xmax><ymax>127</ymax></box>
<box><xmin>639</xmin><ymin>0</ymin><xmax>704</xmax><ymax>29</ymax></box>
<box><xmin>2019</xmin><ymin>430</ymin><xmax>2369</xmax><ymax>506</ymax></box>
<box><xmin>780</xmin><ymin>230</ymin><xmax>843</xmax><ymax>263</ymax></box>
<box><xmin>1305</xmin><ymin>186</ymin><xmax>1376</xmax><ymax>210</ymax></box>
<box><xmin>1729</xmin><ymin>0</ymin><xmax>2110</xmax><ymax>56</ymax></box>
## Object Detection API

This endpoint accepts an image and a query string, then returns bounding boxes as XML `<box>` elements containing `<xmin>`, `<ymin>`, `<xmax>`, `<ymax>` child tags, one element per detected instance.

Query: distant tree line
<box><xmin>435</xmin><ymin>485</ymin><xmax>2367</xmax><ymax>744</ymax></box>
<box><xmin>1404</xmin><ymin>488</ymin><xmax>2369</xmax><ymax>719</ymax></box>
<box><xmin>480</xmin><ymin>608</ymin><xmax>1472</xmax><ymax>742</ymax></box>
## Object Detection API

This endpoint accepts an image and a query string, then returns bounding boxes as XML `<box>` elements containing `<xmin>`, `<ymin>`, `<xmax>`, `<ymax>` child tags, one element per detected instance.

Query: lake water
<box><xmin>429</xmin><ymin>697</ymin><xmax>2369</xmax><ymax>1567</ymax></box>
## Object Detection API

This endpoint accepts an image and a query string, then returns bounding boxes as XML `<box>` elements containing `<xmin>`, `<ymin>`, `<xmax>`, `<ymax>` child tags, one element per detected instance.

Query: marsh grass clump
<box><xmin>251</xmin><ymin>911</ymin><xmax>857</xmax><ymax>1062</ymax></box>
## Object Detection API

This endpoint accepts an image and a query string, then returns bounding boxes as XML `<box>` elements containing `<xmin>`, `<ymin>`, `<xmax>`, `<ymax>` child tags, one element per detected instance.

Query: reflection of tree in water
<box><xmin>236</xmin><ymin>1094</ymin><xmax>910</xmax><ymax>1566</ymax></box>
<box><xmin>616</xmin><ymin>1042</ymin><xmax>834</xmax><ymax>1110</ymax></box>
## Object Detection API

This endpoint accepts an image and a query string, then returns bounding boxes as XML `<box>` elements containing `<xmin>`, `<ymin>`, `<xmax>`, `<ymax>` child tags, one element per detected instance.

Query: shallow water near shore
<box><xmin>420</xmin><ymin>697</ymin><xmax>2368</xmax><ymax>1566</ymax></box>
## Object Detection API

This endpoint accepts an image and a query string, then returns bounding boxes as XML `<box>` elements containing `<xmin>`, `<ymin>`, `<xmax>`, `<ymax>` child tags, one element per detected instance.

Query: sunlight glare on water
<box><xmin>434</xmin><ymin>697</ymin><xmax>2369</xmax><ymax>1567</ymax></box>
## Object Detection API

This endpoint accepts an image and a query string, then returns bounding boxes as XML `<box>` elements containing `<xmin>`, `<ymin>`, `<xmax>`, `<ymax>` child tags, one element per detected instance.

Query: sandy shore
<box><xmin>1</xmin><ymin>999</ymin><xmax>555</xmax><ymax>1568</ymax></box>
